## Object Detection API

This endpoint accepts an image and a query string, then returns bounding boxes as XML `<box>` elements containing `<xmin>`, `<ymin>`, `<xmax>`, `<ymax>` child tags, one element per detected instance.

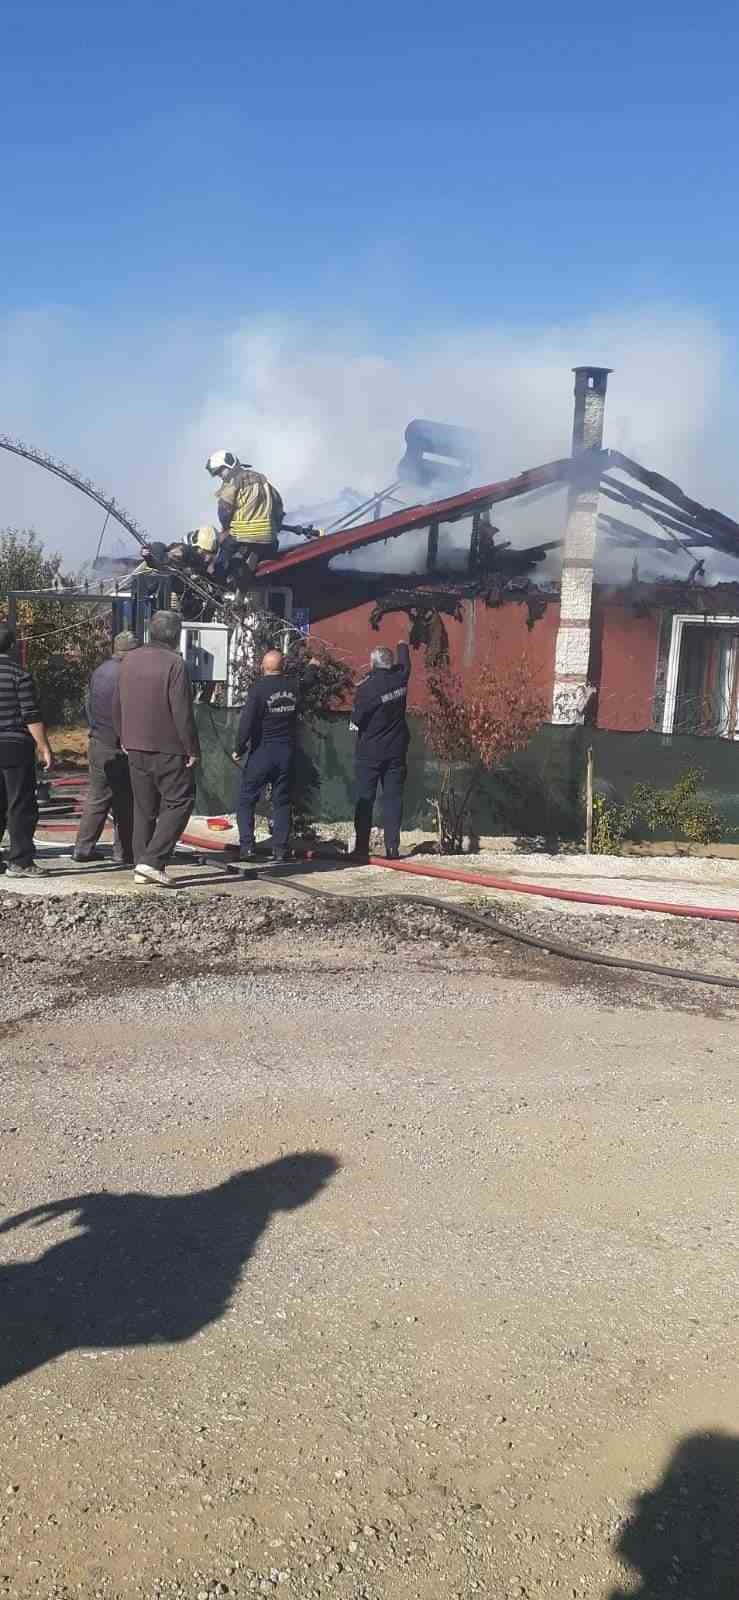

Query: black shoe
<box><xmin>347</xmin><ymin>849</ymin><xmax>370</xmax><ymax>865</ymax></box>
<box><xmin>385</xmin><ymin>848</ymin><xmax>400</xmax><ymax>860</ymax></box>
<box><xmin>239</xmin><ymin>848</ymin><xmax>259</xmax><ymax>863</ymax></box>
<box><xmin>73</xmin><ymin>849</ymin><xmax>105</xmax><ymax>863</ymax></box>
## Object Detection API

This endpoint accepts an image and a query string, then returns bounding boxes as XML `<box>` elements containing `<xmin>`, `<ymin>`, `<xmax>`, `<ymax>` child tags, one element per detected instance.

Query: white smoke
<box><xmin>1</xmin><ymin>304</ymin><xmax>738</xmax><ymax>580</ymax></box>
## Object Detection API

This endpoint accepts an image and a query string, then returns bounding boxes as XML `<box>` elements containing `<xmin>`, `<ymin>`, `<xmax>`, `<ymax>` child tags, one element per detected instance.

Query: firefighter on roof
<box><xmin>206</xmin><ymin>450</ymin><xmax>285</xmax><ymax>583</ymax></box>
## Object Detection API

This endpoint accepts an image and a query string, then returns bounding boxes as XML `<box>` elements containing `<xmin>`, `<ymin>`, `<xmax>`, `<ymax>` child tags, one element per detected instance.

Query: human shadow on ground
<box><xmin>0</xmin><ymin>1152</ymin><xmax>338</xmax><ymax>1390</ymax></box>
<box><xmin>609</xmin><ymin>1430</ymin><xmax>738</xmax><ymax>1598</ymax></box>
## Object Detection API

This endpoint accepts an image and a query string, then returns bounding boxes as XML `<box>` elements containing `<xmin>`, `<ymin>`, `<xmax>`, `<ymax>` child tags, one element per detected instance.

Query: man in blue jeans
<box><xmin>233</xmin><ymin>649</ymin><xmax>318</xmax><ymax>864</ymax></box>
<box><xmin>350</xmin><ymin>639</ymin><xmax>411</xmax><ymax>862</ymax></box>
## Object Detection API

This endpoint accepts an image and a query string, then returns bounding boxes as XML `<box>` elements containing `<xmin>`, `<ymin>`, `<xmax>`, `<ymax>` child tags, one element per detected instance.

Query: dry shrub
<box><xmin>421</xmin><ymin>652</ymin><xmax>547</xmax><ymax>852</ymax></box>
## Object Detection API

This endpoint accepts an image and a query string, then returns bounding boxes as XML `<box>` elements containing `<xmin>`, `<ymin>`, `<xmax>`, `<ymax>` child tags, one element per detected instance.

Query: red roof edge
<box><xmin>258</xmin><ymin>455</ymin><xmax>574</xmax><ymax>578</ymax></box>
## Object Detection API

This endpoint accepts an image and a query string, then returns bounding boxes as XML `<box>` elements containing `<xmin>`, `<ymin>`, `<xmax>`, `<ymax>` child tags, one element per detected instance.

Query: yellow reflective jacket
<box><xmin>217</xmin><ymin>466</ymin><xmax>284</xmax><ymax>544</ymax></box>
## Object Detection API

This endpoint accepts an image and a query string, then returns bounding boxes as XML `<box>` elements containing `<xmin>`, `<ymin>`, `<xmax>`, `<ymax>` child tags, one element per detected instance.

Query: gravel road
<box><xmin>0</xmin><ymin>894</ymin><xmax>737</xmax><ymax>1600</ymax></box>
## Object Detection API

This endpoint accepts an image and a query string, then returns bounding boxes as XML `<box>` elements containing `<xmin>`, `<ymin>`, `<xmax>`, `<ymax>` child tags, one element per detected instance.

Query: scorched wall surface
<box><xmin>304</xmin><ymin>589</ymin><xmax>561</xmax><ymax>713</ymax></box>
<box><xmin>296</xmin><ymin>573</ymin><xmax>663</xmax><ymax>728</ymax></box>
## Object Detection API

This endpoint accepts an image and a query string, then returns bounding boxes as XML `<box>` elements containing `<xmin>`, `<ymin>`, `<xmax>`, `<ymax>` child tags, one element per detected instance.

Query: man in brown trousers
<box><xmin>112</xmin><ymin>610</ymin><xmax>200</xmax><ymax>886</ymax></box>
<box><xmin>73</xmin><ymin>631</ymin><xmax>138</xmax><ymax>865</ymax></box>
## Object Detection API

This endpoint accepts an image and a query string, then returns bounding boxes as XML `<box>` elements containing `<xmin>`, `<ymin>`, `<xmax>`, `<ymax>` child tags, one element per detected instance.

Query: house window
<box><xmin>265</xmin><ymin>586</ymin><xmax>293</xmax><ymax>622</ymax></box>
<box><xmin>662</xmin><ymin>615</ymin><xmax>739</xmax><ymax>738</ymax></box>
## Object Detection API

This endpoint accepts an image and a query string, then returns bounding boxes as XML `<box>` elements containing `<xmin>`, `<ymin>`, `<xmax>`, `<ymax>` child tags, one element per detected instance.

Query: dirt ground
<box><xmin>0</xmin><ymin>897</ymin><xmax>736</xmax><ymax>1600</ymax></box>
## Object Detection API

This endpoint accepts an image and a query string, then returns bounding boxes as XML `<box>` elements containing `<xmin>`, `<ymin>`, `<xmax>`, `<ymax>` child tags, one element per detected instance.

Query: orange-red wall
<box><xmin>297</xmin><ymin>574</ymin><xmax>661</xmax><ymax>730</ymax></box>
<box><xmin>310</xmin><ymin>595</ymin><xmax>561</xmax><ymax>713</ymax></box>
<box><xmin>596</xmin><ymin>606</ymin><xmax>660</xmax><ymax>731</ymax></box>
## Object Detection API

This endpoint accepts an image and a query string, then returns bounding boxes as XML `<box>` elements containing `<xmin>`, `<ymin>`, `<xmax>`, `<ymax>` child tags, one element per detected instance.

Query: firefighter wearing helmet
<box><xmin>205</xmin><ymin>450</ymin><xmax>285</xmax><ymax>583</ymax></box>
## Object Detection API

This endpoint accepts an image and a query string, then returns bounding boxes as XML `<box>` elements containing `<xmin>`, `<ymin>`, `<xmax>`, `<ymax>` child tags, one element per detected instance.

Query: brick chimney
<box><xmin>551</xmin><ymin>366</ymin><xmax>611</xmax><ymax>725</ymax></box>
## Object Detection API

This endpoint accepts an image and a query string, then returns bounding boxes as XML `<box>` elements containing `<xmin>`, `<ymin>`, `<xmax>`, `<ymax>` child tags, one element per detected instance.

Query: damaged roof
<box><xmin>257</xmin><ymin>456</ymin><xmax>573</xmax><ymax>578</ymax></box>
<box><xmin>257</xmin><ymin>448</ymin><xmax>739</xmax><ymax>581</ymax></box>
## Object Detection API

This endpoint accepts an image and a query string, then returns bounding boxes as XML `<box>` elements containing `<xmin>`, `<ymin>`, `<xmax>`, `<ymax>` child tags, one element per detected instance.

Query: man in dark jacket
<box><xmin>0</xmin><ymin>624</ymin><xmax>53</xmax><ymax>878</ymax></box>
<box><xmin>73</xmin><ymin>632</ymin><xmax>138</xmax><ymax>864</ymax></box>
<box><xmin>233</xmin><ymin>649</ymin><xmax>318</xmax><ymax>864</ymax></box>
<box><xmin>350</xmin><ymin>640</ymin><xmax>411</xmax><ymax>862</ymax></box>
<box><xmin>112</xmin><ymin>610</ymin><xmax>200</xmax><ymax>886</ymax></box>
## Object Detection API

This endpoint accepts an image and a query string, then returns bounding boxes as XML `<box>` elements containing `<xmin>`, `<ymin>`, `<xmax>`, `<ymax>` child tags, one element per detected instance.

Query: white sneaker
<box><xmin>134</xmin><ymin>863</ymin><xmax>170</xmax><ymax>887</ymax></box>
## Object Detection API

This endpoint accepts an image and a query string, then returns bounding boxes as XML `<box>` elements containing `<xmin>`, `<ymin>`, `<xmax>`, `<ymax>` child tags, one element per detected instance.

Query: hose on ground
<box><xmin>371</xmin><ymin>855</ymin><xmax>739</xmax><ymax>924</ymax></box>
<box><xmin>263</xmin><ymin>874</ymin><xmax>739</xmax><ymax>990</ymax></box>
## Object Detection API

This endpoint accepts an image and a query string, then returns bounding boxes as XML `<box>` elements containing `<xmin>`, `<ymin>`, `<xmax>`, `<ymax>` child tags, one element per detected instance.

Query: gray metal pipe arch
<box><xmin>0</xmin><ymin>435</ymin><xmax>149</xmax><ymax>549</ymax></box>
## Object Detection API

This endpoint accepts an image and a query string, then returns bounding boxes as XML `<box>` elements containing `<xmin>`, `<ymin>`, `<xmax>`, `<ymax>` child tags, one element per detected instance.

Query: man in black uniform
<box><xmin>350</xmin><ymin>640</ymin><xmax>411</xmax><ymax>862</ymax></box>
<box><xmin>233</xmin><ymin>649</ymin><xmax>318</xmax><ymax>864</ymax></box>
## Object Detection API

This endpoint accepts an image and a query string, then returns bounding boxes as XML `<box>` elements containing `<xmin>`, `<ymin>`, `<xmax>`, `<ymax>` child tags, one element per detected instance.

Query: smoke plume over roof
<box><xmin>1</xmin><ymin>304</ymin><xmax>738</xmax><ymax>582</ymax></box>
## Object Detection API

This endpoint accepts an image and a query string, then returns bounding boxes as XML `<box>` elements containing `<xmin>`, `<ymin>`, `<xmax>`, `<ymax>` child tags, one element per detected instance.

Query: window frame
<box><xmin>661</xmin><ymin>613</ymin><xmax>739</xmax><ymax>738</ymax></box>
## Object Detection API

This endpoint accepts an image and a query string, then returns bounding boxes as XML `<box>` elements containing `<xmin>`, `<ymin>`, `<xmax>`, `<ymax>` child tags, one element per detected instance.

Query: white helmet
<box><xmin>187</xmin><ymin>525</ymin><xmax>218</xmax><ymax>554</ymax></box>
<box><xmin>205</xmin><ymin>449</ymin><xmax>240</xmax><ymax>478</ymax></box>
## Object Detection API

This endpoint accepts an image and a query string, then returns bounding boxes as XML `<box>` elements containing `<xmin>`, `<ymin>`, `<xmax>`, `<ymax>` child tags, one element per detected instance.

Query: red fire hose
<box><xmin>33</xmin><ymin>819</ymin><xmax>737</xmax><ymax>986</ymax></box>
<box><xmin>179</xmin><ymin>825</ymin><xmax>739</xmax><ymax>926</ymax></box>
<box><xmin>368</xmin><ymin>856</ymin><xmax>739</xmax><ymax>925</ymax></box>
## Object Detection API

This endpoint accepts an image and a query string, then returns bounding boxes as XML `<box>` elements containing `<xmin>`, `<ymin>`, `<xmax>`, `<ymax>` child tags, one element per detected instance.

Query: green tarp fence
<box><xmin>589</xmin><ymin>729</ymin><xmax>739</xmax><ymax>837</ymax></box>
<box><xmin>194</xmin><ymin>707</ymin><xmax>739</xmax><ymax>840</ymax></box>
<box><xmin>193</xmin><ymin>708</ymin><xmax>586</xmax><ymax>837</ymax></box>
<box><xmin>195</xmin><ymin>706</ymin><xmax>739</xmax><ymax>842</ymax></box>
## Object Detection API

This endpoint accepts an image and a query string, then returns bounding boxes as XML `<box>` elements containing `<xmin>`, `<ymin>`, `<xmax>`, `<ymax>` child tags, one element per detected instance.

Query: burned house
<box><xmin>210</xmin><ymin>365</ymin><xmax>737</xmax><ymax>836</ymax></box>
<box><xmin>250</xmin><ymin>368</ymin><xmax>739</xmax><ymax>742</ymax></box>
<box><xmin>4</xmin><ymin>368</ymin><xmax>739</xmax><ymax>835</ymax></box>
<box><xmin>6</xmin><ymin>371</ymin><xmax>739</xmax><ymax>741</ymax></box>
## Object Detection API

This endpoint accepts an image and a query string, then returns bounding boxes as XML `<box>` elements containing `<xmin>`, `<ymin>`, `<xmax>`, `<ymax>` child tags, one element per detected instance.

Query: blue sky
<box><xmin>3</xmin><ymin>0</ymin><xmax>738</xmax><ymax>335</ymax></box>
<box><xmin>2</xmin><ymin>0</ymin><xmax>739</xmax><ymax>563</ymax></box>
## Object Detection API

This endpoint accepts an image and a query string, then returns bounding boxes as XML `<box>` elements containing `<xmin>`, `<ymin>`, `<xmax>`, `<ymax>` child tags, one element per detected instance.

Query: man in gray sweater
<box><xmin>73</xmin><ymin>631</ymin><xmax>138</xmax><ymax>864</ymax></box>
<box><xmin>112</xmin><ymin>611</ymin><xmax>200</xmax><ymax>886</ymax></box>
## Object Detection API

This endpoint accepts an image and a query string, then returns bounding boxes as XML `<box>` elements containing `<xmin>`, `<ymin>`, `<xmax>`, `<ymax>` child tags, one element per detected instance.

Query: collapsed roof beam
<box><xmin>600</xmin><ymin>488</ymin><xmax>717</xmax><ymax>549</ymax></box>
<box><xmin>597</xmin><ymin>512</ymin><xmax>713</xmax><ymax>559</ymax></box>
<box><xmin>601</xmin><ymin>475</ymin><xmax>718</xmax><ymax>541</ymax></box>
<box><xmin>606</xmin><ymin>450</ymin><xmax>739</xmax><ymax>556</ymax></box>
<box><xmin>601</xmin><ymin>474</ymin><xmax>704</xmax><ymax>529</ymax></box>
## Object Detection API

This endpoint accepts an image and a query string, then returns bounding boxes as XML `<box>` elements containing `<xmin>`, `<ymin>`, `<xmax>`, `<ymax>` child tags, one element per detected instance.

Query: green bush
<box><xmin>1</xmin><ymin>528</ymin><xmax>110</xmax><ymax>727</ymax></box>
<box><xmin>592</xmin><ymin>769</ymin><xmax>723</xmax><ymax>853</ymax></box>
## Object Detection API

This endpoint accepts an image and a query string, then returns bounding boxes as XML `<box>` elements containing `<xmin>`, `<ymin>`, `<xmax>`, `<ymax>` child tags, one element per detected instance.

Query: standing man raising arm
<box><xmin>113</xmin><ymin>610</ymin><xmax>200</xmax><ymax>887</ymax></box>
<box><xmin>350</xmin><ymin>639</ymin><xmax>411</xmax><ymax>863</ymax></box>
<box><xmin>0</xmin><ymin>624</ymin><xmax>53</xmax><ymax>879</ymax></box>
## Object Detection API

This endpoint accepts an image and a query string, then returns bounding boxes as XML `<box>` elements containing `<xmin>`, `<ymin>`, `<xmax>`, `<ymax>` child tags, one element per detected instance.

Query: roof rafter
<box><xmin>606</xmin><ymin>450</ymin><xmax>739</xmax><ymax>557</ymax></box>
